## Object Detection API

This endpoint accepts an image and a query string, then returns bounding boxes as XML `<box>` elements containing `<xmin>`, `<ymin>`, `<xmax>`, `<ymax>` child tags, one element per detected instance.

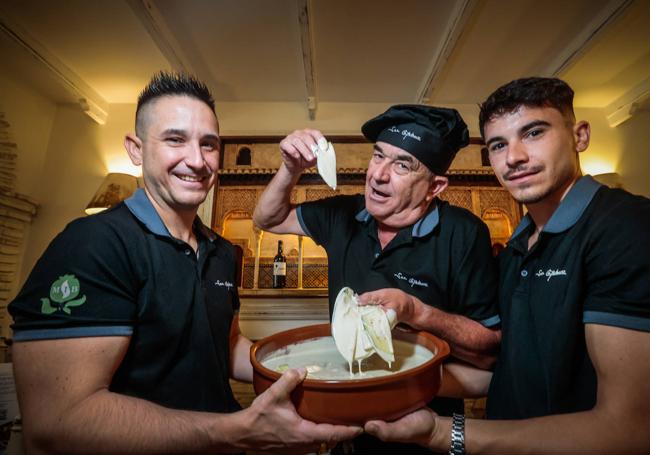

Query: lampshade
<box><xmin>85</xmin><ymin>173</ymin><xmax>139</xmax><ymax>215</ymax></box>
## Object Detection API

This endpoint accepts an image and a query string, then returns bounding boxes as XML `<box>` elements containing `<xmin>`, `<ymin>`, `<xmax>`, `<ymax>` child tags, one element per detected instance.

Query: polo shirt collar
<box><xmin>510</xmin><ymin>175</ymin><xmax>602</xmax><ymax>241</ymax></box>
<box><xmin>125</xmin><ymin>188</ymin><xmax>172</xmax><ymax>237</ymax></box>
<box><xmin>124</xmin><ymin>188</ymin><xmax>215</xmax><ymax>242</ymax></box>
<box><xmin>354</xmin><ymin>201</ymin><xmax>440</xmax><ymax>238</ymax></box>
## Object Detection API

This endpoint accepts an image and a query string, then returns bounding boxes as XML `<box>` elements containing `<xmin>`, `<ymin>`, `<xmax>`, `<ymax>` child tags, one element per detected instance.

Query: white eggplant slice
<box><xmin>315</xmin><ymin>139</ymin><xmax>337</xmax><ymax>190</ymax></box>
<box><xmin>360</xmin><ymin>306</ymin><xmax>395</xmax><ymax>363</ymax></box>
<box><xmin>331</xmin><ymin>286</ymin><xmax>395</xmax><ymax>369</ymax></box>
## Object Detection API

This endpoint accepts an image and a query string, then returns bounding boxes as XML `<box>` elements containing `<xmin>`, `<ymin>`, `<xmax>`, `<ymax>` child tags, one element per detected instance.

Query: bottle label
<box><xmin>273</xmin><ymin>262</ymin><xmax>287</xmax><ymax>276</ymax></box>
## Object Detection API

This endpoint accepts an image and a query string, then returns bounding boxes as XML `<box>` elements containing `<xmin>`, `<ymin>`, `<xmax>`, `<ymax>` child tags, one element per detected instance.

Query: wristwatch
<box><xmin>449</xmin><ymin>413</ymin><xmax>465</xmax><ymax>455</ymax></box>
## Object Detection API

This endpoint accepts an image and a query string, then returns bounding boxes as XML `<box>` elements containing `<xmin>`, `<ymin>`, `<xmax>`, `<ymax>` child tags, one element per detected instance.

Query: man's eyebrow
<box><xmin>485</xmin><ymin>120</ymin><xmax>552</xmax><ymax>148</ymax></box>
<box><xmin>202</xmin><ymin>134</ymin><xmax>221</xmax><ymax>144</ymax></box>
<box><xmin>394</xmin><ymin>153</ymin><xmax>414</xmax><ymax>163</ymax></box>
<box><xmin>519</xmin><ymin>120</ymin><xmax>550</xmax><ymax>135</ymax></box>
<box><xmin>485</xmin><ymin>136</ymin><xmax>505</xmax><ymax>148</ymax></box>
<box><xmin>161</xmin><ymin>128</ymin><xmax>187</xmax><ymax>137</ymax></box>
<box><xmin>372</xmin><ymin>144</ymin><xmax>413</xmax><ymax>162</ymax></box>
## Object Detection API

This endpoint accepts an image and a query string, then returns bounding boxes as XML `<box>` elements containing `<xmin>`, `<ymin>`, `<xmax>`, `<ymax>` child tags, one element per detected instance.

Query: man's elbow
<box><xmin>251</xmin><ymin>208</ymin><xmax>268</xmax><ymax>230</ymax></box>
<box><xmin>479</xmin><ymin>329</ymin><xmax>501</xmax><ymax>369</ymax></box>
<box><xmin>22</xmin><ymin>422</ymin><xmax>62</xmax><ymax>455</ymax></box>
<box><xmin>485</xmin><ymin>327</ymin><xmax>502</xmax><ymax>353</ymax></box>
<box><xmin>474</xmin><ymin>353</ymin><xmax>497</xmax><ymax>370</ymax></box>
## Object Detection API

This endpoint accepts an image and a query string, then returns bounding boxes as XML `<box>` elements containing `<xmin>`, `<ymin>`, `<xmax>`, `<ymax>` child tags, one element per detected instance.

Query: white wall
<box><xmin>0</xmin><ymin>73</ymin><xmax>56</xmax><ymax>197</ymax></box>
<box><xmin>616</xmin><ymin>109</ymin><xmax>650</xmax><ymax>197</ymax></box>
<box><xmin>20</xmin><ymin>105</ymin><xmax>106</xmax><ymax>280</ymax></box>
<box><xmin>20</xmin><ymin>103</ymin><xmax>137</xmax><ymax>283</ymax></box>
<box><xmin>0</xmin><ymin>74</ymin><xmax>57</xmax><ymax>335</ymax></box>
<box><xmin>574</xmin><ymin>107</ymin><xmax>623</xmax><ymax>177</ymax></box>
<box><xmin>573</xmin><ymin>106</ymin><xmax>650</xmax><ymax>197</ymax></box>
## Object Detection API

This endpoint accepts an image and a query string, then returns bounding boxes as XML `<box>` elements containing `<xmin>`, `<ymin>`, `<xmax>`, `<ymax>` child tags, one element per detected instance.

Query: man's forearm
<box><xmin>438</xmin><ymin>363</ymin><xmax>493</xmax><ymax>398</ymax></box>
<box><xmin>411</xmin><ymin>304</ymin><xmax>500</xmax><ymax>369</ymax></box>
<box><xmin>230</xmin><ymin>333</ymin><xmax>253</xmax><ymax>382</ymax></box>
<box><xmin>30</xmin><ymin>389</ymin><xmax>246</xmax><ymax>455</ymax></box>
<box><xmin>253</xmin><ymin>163</ymin><xmax>301</xmax><ymax>230</ymax></box>
<box><xmin>430</xmin><ymin>408</ymin><xmax>648</xmax><ymax>454</ymax></box>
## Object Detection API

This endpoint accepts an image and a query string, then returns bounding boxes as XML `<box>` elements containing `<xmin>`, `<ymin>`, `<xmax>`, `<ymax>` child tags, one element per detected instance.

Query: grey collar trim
<box><xmin>355</xmin><ymin>203</ymin><xmax>440</xmax><ymax>238</ymax></box>
<box><xmin>510</xmin><ymin>175</ymin><xmax>602</xmax><ymax>240</ymax></box>
<box><xmin>124</xmin><ymin>188</ymin><xmax>214</xmax><ymax>241</ymax></box>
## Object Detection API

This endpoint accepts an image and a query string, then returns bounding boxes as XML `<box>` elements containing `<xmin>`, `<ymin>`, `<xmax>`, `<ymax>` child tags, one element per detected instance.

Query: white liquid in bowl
<box><xmin>261</xmin><ymin>336</ymin><xmax>434</xmax><ymax>380</ymax></box>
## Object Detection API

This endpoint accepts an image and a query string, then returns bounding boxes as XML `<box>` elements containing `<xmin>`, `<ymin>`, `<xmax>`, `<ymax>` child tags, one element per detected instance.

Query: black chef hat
<box><xmin>361</xmin><ymin>104</ymin><xmax>469</xmax><ymax>174</ymax></box>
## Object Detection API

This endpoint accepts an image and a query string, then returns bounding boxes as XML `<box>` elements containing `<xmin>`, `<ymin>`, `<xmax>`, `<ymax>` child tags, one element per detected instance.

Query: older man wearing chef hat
<box><xmin>253</xmin><ymin>105</ymin><xmax>501</xmax><ymax>453</ymax></box>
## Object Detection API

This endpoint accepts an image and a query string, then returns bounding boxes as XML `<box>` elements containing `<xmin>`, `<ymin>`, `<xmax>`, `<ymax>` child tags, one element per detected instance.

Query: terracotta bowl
<box><xmin>250</xmin><ymin>323</ymin><xmax>450</xmax><ymax>425</ymax></box>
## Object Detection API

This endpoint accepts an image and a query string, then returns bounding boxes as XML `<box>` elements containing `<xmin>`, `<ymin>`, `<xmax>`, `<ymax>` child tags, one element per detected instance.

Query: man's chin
<box><xmin>365</xmin><ymin>202</ymin><xmax>388</xmax><ymax>220</ymax></box>
<box><xmin>511</xmin><ymin>188</ymin><xmax>548</xmax><ymax>205</ymax></box>
<box><xmin>171</xmin><ymin>192</ymin><xmax>210</xmax><ymax>211</ymax></box>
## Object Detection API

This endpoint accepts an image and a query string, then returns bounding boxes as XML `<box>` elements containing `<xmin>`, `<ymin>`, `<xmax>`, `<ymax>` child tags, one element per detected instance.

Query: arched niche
<box><xmin>482</xmin><ymin>208</ymin><xmax>513</xmax><ymax>246</ymax></box>
<box><xmin>220</xmin><ymin>210</ymin><xmax>328</xmax><ymax>289</ymax></box>
<box><xmin>221</xmin><ymin>210</ymin><xmax>255</xmax><ymax>257</ymax></box>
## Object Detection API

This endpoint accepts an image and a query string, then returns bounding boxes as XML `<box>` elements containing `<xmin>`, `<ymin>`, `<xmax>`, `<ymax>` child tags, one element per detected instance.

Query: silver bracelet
<box><xmin>449</xmin><ymin>413</ymin><xmax>465</xmax><ymax>455</ymax></box>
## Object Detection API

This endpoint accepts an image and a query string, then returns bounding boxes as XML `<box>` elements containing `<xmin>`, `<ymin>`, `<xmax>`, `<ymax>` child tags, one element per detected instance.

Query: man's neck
<box><xmin>377</xmin><ymin>224</ymin><xmax>400</xmax><ymax>249</ymax></box>
<box><xmin>375</xmin><ymin>200</ymin><xmax>435</xmax><ymax>249</ymax></box>
<box><xmin>525</xmin><ymin>175</ymin><xmax>581</xmax><ymax>249</ymax></box>
<box><xmin>144</xmin><ymin>188</ymin><xmax>198</xmax><ymax>250</ymax></box>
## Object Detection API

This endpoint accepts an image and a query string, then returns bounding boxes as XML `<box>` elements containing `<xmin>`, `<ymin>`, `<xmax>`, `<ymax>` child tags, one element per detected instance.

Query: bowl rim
<box><xmin>250</xmin><ymin>323</ymin><xmax>450</xmax><ymax>388</ymax></box>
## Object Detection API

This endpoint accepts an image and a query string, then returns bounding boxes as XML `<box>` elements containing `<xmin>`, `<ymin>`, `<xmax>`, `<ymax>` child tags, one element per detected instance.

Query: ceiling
<box><xmin>1</xmin><ymin>0</ymin><xmax>649</xmax><ymax>132</ymax></box>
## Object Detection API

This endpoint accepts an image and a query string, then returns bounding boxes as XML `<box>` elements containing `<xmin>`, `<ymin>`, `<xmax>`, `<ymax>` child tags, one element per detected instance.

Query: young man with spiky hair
<box><xmin>9</xmin><ymin>72</ymin><xmax>361</xmax><ymax>454</ymax></box>
<box><xmin>364</xmin><ymin>77</ymin><xmax>650</xmax><ymax>454</ymax></box>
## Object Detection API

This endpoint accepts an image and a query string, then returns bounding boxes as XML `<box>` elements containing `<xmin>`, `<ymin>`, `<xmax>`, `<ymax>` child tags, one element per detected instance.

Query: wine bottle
<box><xmin>272</xmin><ymin>240</ymin><xmax>286</xmax><ymax>288</ymax></box>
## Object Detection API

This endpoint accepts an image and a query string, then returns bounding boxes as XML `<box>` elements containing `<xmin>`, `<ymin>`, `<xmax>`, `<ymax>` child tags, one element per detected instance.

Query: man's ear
<box><xmin>427</xmin><ymin>175</ymin><xmax>449</xmax><ymax>201</ymax></box>
<box><xmin>124</xmin><ymin>133</ymin><xmax>143</xmax><ymax>166</ymax></box>
<box><xmin>574</xmin><ymin>120</ymin><xmax>590</xmax><ymax>153</ymax></box>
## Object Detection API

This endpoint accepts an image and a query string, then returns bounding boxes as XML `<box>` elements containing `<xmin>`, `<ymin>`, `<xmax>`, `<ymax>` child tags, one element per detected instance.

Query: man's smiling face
<box><xmin>484</xmin><ymin>105</ymin><xmax>584</xmax><ymax>206</ymax></box>
<box><xmin>138</xmin><ymin>95</ymin><xmax>220</xmax><ymax>214</ymax></box>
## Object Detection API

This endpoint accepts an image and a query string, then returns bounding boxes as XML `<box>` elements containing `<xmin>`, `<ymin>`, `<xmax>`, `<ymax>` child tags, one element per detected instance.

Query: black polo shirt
<box><xmin>9</xmin><ymin>189</ymin><xmax>241</xmax><ymax>414</ymax></box>
<box><xmin>297</xmin><ymin>194</ymin><xmax>500</xmax><ymax>324</ymax></box>
<box><xmin>300</xmin><ymin>194</ymin><xmax>499</xmax><ymax>452</ymax></box>
<box><xmin>487</xmin><ymin>176</ymin><xmax>650</xmax><ymax>419</ymax></box>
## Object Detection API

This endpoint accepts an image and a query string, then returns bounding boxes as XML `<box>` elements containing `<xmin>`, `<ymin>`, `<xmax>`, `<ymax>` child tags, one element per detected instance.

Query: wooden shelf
<box><xmin>238</xmin><ymin>288</ymin><xmax>328</xmax><ymax>298</ymax></box>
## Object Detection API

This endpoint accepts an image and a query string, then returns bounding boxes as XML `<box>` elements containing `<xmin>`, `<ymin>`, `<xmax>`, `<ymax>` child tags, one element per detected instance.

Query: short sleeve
<box><xmin>9</xmin><ymin>216</ymin><xmax>139</xmax><ymax>341</ymax></box>
<box><xmin>583</xmin><ymin>196</ymin><xmax>650</xmax><ymax>332</ymax></box>
<box><xmin>297</xmin><ymin>195</ymin><xmax>362</xmax><ymax>247</ymax></box>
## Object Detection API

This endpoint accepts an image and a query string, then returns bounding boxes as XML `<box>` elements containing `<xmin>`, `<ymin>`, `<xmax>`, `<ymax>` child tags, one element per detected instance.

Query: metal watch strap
<box><xmin>449</xmin><ymin>413</ymin><xmax>466</xmax><ymax>455</ymax></box>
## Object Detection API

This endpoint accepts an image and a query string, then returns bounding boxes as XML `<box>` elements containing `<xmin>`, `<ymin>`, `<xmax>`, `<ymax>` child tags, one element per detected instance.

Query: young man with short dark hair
<box><xmin>364</xmin><ymin>77</ymin><xmax>650</xmax><ymax>454</ymax></box>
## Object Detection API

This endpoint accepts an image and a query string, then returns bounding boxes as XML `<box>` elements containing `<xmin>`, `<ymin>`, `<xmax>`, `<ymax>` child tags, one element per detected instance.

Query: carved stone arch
<box><xmin>481</xmin><ymin>207</ymin><xmax>513</xmax><ymax>245</ymax></box>
<box><xmin>214</xmin><ymin>188</ymin><xmax>257</xmax><ymax>233</ymax></box>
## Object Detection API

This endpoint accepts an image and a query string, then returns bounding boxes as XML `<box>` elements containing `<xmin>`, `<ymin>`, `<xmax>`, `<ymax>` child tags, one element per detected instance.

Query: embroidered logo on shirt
<box><xmin>535</xmin><ymin>268</ymin><xmax>567</xmax><ymax>282</ymax></box>
<box><xmin>41</xmin><ymin>274</ymin><xmax>87</xmax><ymax>314</ymax></box>
<box><xmin>214</xmin><ymin>280</ymin><xmax>234</xmax><ymax>290</ymax></box>
<box><xmin>394</xmin><ymin>272</ymin><xmax>429</xmax><ymax>288</ymax></box>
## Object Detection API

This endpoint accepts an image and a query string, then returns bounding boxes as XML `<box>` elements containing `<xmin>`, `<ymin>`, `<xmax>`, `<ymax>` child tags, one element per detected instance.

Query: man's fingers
<box><xmin>281</xmin><ymin>129</ymin><xmax>325</xmax><ymax>163</ymax></box>
<box><xmin>265</xmin><ymin>368</ymin><xmax>307</xmax><ymax>403</ymax></box>
<box><xmin>364</xmin><ymin>420</ymin><xmax>391</xmax><ymax>440</ymax></box>
<box><xmin>365</xmin><ymin>409</ymin><xmax>437</xmax><ymax>446</ymax></box>
<box><xmin>287</xmin><ymin>136</ymin><xmax>314</xmax><ymax>161</ymax></box>
<box><xmin>302</xmin><ymin>421</ymin><xmax>363</xmax><ymax>446</ymax></box>
<box><xmin>364</xmin><ymin>419</ymin><xmax>415</xmax><ymax>443</ymax></box>
<box><xmin>357</xmin><ymin>290</ymin><xmax>384</xmax><ymax>306</ymax></box>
